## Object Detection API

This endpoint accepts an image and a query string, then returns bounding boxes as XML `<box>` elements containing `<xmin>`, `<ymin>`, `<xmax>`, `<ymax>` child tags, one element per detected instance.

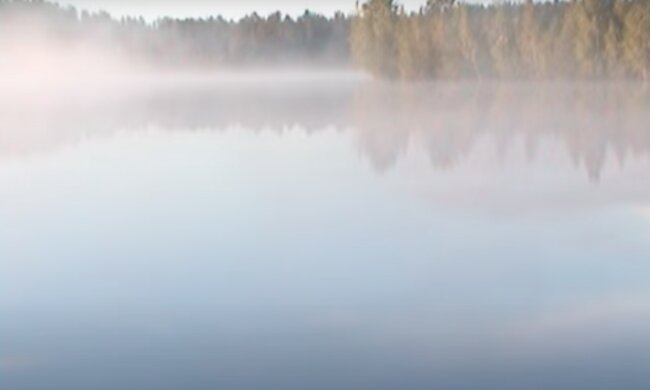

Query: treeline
<box><xmin>0</xmin><ymin>0</ymin><xmax>350</xmax><ymax>67</ymax></box>
<box><xmin>4</xmin><ymin>0</ymin><xmax>650</xmax><ymax>79</ymax></box>
<box><xmin>351</xmin><ymin>0</ymin><xmax>650</xmax><ymax>80</ymax></box>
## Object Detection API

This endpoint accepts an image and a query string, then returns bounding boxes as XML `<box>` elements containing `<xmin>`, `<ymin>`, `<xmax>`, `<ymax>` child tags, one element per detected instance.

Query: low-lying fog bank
<box><xmin>0</xmin><ymin>0</ymin><xmax>352</xmax><ymax>85</ymax></box>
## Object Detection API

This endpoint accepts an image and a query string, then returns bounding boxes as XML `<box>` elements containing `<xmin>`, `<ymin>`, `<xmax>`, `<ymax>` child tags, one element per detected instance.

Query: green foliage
<box><xmin>351</xmin><ymin>0</ymin><xmax>400</xmax><ymax>78</ymax></box>
<box><xmin>352</xmin><ymin>0</ymin><xmax>650</xmax><ymax>80</ymax></box>
<box><xmin>622</xmin><ymin>1</ymin><xmax>650</xmax><ymax>79</ymax></box>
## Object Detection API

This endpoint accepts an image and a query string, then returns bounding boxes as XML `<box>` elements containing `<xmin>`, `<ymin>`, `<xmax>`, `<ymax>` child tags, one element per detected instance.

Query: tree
<box><xmin>622</xmin><ymin>1</ymin><xmax>650</xmax><ymax>80</ymax></box>
<box><xmin>351</xmin><ymin>0</ymin><xmax>399</xmax><ymax>78</ymax></box>
<box><xmin>488</xmin><ymin>4</ymin><xmax>517</xmax><ymax>78</ymax></box>
<box><xmin>457</xmin><ymin>5</ymin><xmax>480</xmax><ymax>78</ymax></box>
<box><xmin>518</xmin><ymin>0</ymin><xmax>545</xmax><ymax>78</ymax></box>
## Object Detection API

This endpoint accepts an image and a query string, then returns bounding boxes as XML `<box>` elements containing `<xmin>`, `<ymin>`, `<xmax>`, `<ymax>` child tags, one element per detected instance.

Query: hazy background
<box><xmin>54</xmin><ymin>0</ymin><xmax>440</xmax><ymax>20</ymax></box>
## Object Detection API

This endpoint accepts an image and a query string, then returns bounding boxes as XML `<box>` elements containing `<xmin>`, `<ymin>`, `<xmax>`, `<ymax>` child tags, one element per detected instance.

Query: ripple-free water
<box><xmin>1</xmin><ymin>80</ymin><xmax>650</xmax><ymax>390</ymax></box>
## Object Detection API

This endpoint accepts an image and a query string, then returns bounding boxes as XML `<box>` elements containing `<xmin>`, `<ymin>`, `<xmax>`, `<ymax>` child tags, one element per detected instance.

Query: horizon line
<box><xmin>48</xmin><ymin>0</ymin><xmax>494</xmax><ymax>22</ymax></box>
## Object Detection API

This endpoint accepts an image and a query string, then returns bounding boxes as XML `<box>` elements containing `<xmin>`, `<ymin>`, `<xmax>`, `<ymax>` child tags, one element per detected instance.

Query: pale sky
<box><xmin>54</xmin><ymin>0</ymin><xmax>481</xmax><ymax>20</ymax></box>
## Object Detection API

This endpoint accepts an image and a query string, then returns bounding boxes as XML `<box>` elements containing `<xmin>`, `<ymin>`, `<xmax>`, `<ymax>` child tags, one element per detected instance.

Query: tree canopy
<box><xmin>351</xmin><ymin>0</ymin><xmax>650</xmax><ymax>80</ymax></box>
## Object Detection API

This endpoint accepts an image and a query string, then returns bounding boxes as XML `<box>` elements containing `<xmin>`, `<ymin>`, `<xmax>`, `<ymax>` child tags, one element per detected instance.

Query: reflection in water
<box><xmin>353</xmin><ymin>83</ymin><xmax>650</xmax><ymax>180</ymax></box>
<box><xmin>1</xmin><ymin>79</ymin><xmax>650</xmax><ymax>390</ymax></box>
<box><xmin>1</xmin><ymin>81</ymin><xmax>649</xmax><ymax>181</ymax></box>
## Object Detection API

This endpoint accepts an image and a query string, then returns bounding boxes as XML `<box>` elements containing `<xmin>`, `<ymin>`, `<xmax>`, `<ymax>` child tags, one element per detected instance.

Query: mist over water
<box><xmin>1</xmin><ymin>79</ymin><xmax>649</xmax><ymax>181</ymax></box>
<box><xmin>1</xmin><ymin>76</ymin><xmax>650</xmax><ymax>390</ymax></box>
<box><xmin>1</xmin><ymin>2</ymin><xmax>650</xmax><ymax>389</ymax></box>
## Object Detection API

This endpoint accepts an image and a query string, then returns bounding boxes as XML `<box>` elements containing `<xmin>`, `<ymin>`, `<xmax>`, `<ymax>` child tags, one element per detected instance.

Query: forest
<box><xmin>2</xmin><ymin>0</ymin><xmax>650</xmax><ymax>79</ymax></box>
<box><xmin>352</xmin><ymin>0</ymin><xmax>650</xmax><ymax>80</ymax></box>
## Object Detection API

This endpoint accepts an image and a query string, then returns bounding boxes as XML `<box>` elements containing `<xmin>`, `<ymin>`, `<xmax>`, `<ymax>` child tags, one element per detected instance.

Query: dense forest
<box><xmin>352</xmin><ymin>0</ymin><xmax>650</xmax><ymax>80</ymax></box>
<box><xmin>2</xmin><ymin>0</ymin><xmax>650</xmax><ymax>79</ymax></box>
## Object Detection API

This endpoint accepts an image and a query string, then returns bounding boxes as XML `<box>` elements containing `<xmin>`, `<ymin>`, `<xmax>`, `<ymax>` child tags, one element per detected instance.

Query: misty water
<box><xmin>1</xmin><ymin>77</ymin><xmax>650</xmax><ymax>390</ymax></box>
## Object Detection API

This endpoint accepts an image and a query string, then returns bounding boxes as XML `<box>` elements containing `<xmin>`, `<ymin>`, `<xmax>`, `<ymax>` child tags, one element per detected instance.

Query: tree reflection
<box><xmin>0</xmin><ymin>81</ymin><xmax>648</xmax><ymax>181</ymax></box>
<box><xmin>352</xmin><ymin>82</ymin><xmax>650</xmax><ymax>181</ymax></box>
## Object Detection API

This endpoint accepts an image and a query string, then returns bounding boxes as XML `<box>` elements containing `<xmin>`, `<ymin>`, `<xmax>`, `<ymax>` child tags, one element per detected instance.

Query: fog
<box><xmin>2</xmin><ymin>80</ymin><xmax>649</xmax><ymax>182</ymax></box>
<box><xmin>2</xmin><ymin>2</ymin><xmax>650</xmax><ymax>390</ymax></box>
<box><xmin>0</xmin><ymin>4</ymin><xmax>136</xmax><ymax>90</ymax></box>
<box><xmin>0</xmin><ymin>0</ymin><xmax>352</xmax><ymax>92</ymax></box>
<box><xmin>2</xmin><ymin>76</ymin><xmax>650</xmax><ymax>389</ymax></box>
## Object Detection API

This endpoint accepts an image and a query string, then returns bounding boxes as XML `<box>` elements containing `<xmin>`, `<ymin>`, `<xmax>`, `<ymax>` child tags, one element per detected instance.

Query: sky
<box><xmin>54</xmin><ymin>0</ymin><xmax>458</xmax><ymax>20</ymax></box>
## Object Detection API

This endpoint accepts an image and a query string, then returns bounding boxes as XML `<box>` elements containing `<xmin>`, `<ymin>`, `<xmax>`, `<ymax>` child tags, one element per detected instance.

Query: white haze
<box><xmin>0</xmin><ymin>12</ymin><xmax>137</xmax><ymax>92</ymax></box>
<box><xmin>0</xmin><ymin>9</ymin><xmax>361</xmax><ymax>98</ymax></box>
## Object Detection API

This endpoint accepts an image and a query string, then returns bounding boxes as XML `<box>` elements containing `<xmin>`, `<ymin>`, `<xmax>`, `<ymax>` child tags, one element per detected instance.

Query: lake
<box><xmin>1</xmin><ymin>77</ymin><xmax>650</xmax><ymax>389</ymax></box>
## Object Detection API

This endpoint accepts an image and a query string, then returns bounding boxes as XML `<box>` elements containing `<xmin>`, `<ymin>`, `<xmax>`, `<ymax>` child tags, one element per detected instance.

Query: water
<box><xmin>1</xmin><ymin>78</ymin><xmax>650</xmax><ymax>389</ymax></box>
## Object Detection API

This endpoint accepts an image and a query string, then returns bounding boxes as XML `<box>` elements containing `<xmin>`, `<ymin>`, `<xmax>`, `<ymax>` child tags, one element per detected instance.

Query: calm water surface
<box><xmin>1</xmin><ymin>79</ymin><xmax>650</xmax><ymax>389</ymax></box>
